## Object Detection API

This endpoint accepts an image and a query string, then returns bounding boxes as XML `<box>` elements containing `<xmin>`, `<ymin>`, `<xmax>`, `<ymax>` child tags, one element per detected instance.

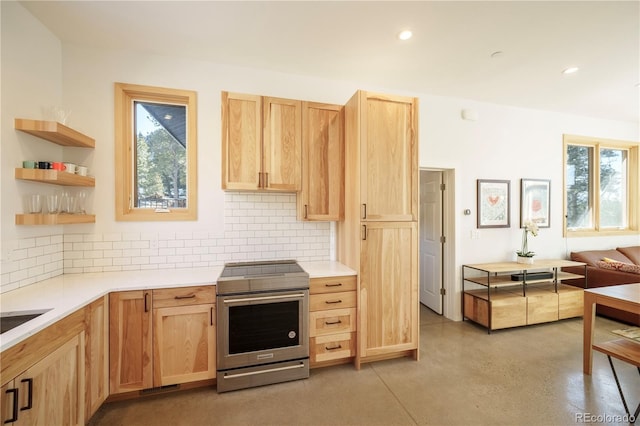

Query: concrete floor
<box><xmin>88</xmin><ymin>305</ymin><xmax>639</xmax><ymax>425</ymax></box>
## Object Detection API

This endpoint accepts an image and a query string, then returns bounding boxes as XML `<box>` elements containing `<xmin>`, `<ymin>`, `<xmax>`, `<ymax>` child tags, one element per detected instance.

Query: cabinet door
<box><xmin>222</xmin><ymin>92</ymin><xmax>262</xmax><ymax>190</ymax></box>
<box><xmin>360</xmin><ymin>93</ymin><xmax>417</xmax><ymax>221</ymax></box>
<box><xmin>359</xmin><ymin>222</ymin><xmax>418</xmax><ymax>359</ymax></box>
<box><xmin>153</xmin><ymin>304</ymin><xmax>216</xmax><ymax>386</ymax></box>
<box><xmin>263</xmin><ymin>96</ymin><xmax>302</xmax><ymax>191</ymax></box>
<box><xmin>15</xmin><ymin>332</ymin><xmax>85</xmax><ymax>426</ymax></box>
<box><xmin>1</xmin><ymin>381</ymin><xmax>17</xmax><ymax>425</ymax></box>
<box><xmin>85</xmin><ymin>295</ymin><xmax>108</xmax><ymax>420</ymax></box>
<box><xmin>109</xmin><ymin>291</ymin><xmax>152</xmax><ymax>394</ymax></box>
<box><xmin>298</xmin><ymin>102</ymin><xmax>344</xmax><ymax>220</ymax></box>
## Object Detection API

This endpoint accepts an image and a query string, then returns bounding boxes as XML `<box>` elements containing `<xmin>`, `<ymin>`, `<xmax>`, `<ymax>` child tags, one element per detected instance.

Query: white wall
<box><xmin>419</xmin><ymin>95</ymin><xmax>638</xmax><ymax>319</ymax></box>
<box><xmin>2</xmin><ymin>3</ymin><xmax>638</xmax><ymax>308</ymax></box>
<box><xmin>1</xmin><ymin>1</ymin><xmax>65</xmax><ymax>291</ymax></box>
<box><xmin>420</xmin><ymin>95</ymin><xmax>638</xmax><ymax>265</ymax></box>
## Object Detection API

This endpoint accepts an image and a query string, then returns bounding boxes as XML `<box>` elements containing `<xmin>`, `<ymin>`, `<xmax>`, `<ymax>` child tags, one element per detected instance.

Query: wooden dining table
<box><xmin>583</xmin><ymin>283</ymin><xmax>640</xmax><ymax>374</ymax></box>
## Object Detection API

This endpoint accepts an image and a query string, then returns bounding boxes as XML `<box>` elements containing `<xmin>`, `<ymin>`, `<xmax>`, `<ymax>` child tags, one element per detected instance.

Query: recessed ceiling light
<box><xmin>562</xmin><ymin>67</ymin><xmax>579</xmax><ymax>75</ymax></box>
<box><xmin>398</xmin><ymin>30</ymin><xmax>413</xmax><ymax>41</ymax></box>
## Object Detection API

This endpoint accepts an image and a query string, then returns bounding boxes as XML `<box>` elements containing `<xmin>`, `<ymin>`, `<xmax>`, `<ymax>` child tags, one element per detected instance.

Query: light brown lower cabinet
<box><xmin>309</xmin><ymin>275</ymin><xmax>357</xmax><ymax>366</ymax></box>
<box><xmin>109</xmin><ymin>286</ymin><xmax>216</xmax><ymax>395</ymax></box>
<box><xmin>85</xmin><ymin>295</ymin><xmax>108</xmax><ymax>420</ymax></box>
<box><xmin>109</xmin><ymin>290</ymin><xmax>152</xmax><ymax>393</ymax></box>
<box><xmin>358</xmin><ymin>222</ymin><xmax>419</xmax><ymax>365</ymax></box>
<box><xmin>1</xmin><ymin>332</ymin><xmax>85</xmax><ymax>425</ymax></box>
<box><xmin>153</xmin><ymin>303</ymin><xmax>216</xmax><ymax>386</ymax></box>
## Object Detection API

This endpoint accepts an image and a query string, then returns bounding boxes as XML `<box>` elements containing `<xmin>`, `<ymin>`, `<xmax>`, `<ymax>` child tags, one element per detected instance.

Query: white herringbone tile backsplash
<box><xmin>1</xmin><ymin>192</ymin><xmax>333</xmax><ymax>293</ymax></box>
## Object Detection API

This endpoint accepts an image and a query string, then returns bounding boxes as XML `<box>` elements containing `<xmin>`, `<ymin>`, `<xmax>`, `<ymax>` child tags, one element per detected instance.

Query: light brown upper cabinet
<box><xmin>297</xmin><ymin>102</ymin><xmax>344</xmax><ymax>221</ymax></box>
<box><xmin>360</xmin><ymin>92</ymin><xmax>418</xmax><ymax>221</ymax></box>
<box><xmin>114</xmin><ymin>83</ymin><xmax>198</xmax><ymax>221</ymax></box>
<box><xmin>222</xmin><ymin>92</ymin><xmax>301</xmax><ymax>191</ymax></box>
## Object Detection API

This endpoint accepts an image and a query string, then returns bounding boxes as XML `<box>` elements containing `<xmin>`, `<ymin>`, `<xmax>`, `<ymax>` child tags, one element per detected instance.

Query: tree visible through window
<box><xmin>564</xmin><ymin>134</ymin><xmax>638</xmax><ymax>235</ymax></box>
<box><xmin>135</xmin><ymin>102</ymin><xmax>187</xmax><ymax>209</ymax></box>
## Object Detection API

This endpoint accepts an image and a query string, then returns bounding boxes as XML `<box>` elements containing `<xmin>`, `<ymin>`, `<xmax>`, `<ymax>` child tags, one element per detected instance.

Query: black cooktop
<box><xmin>219</xmin><ymin>260</ymin><xmax>305</xmax><ymax>279</ymax></box>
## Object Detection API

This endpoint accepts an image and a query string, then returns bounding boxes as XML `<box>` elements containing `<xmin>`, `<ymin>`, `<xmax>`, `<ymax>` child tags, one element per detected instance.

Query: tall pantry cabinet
<box><xmin>338</xmin><ymin>91</ymin><xmax>419</xmax><ymax>368</ymax></box>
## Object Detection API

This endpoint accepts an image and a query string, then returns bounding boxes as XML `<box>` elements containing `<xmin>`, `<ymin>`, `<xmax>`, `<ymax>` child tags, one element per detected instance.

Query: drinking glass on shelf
<box><xmin>58</xmin><ymin>190</ymin><xmax>74</xmax><ymax>214</ymax></box>
<box><xmin>76</xmin><ymin>190</ymin><xmax>87</xmax><ymax>214</ymax></box>
<box><xmin>26</xmin><ymin>194</ymin><xmax>42</xmax><ymax>214</ymax></box>
<box><xmin>46</xmin><ymin>194</ymin><xmax>59</xmax><ymax>214</ymax></box>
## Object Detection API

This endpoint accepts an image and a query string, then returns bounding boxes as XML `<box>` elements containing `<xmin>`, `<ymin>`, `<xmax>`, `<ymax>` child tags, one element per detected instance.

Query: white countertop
<box><xmin>0</xmin><ymin>261</ymin><xmax>355</xmax><ymax>352</ymax></box>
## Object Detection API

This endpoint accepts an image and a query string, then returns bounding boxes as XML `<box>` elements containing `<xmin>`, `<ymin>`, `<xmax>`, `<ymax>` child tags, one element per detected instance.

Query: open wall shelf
<box><xmin>15</xmin><ymin>168</ymin><xmax>95</xmax><ymax>187</ymax></box>
<box><xmin>14</xmin><ymin>119</ymin><xmax>95</xmax><ymax>148</ymax></box>
<box><xmin>16</xmin><ymin>214</ymin><xmax>96</xmax><ymax>225</ymax></box>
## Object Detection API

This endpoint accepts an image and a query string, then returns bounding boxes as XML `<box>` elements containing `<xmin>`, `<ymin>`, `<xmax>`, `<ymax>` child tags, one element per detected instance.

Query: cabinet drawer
<box><xmin>310</xmin><ymin>291</ymin><xmax>356</xmax><ymax>312</ymax></box>
<box><xmin>526</xmin><ymin>285</ymin><xmax>559</xmax><ymax>325</ymax></box>
<box><xmin>558</xmin><ymin>284</ymin><xmax>583</xmax><ymax>319</ymax></box>
<box><xmin>152</xmin><ymin>286</ymin><xmax>215</xmax><ymax>308</ymax></box>
<box><xmin>310</xmin><ymin>308</ymin><xmax>356</xmax><ymax>337</ymax></box>
<box><xmin>310</xmin><ymin>275</ymin><xmax>356</xmax><ymax>295</ymax></box>
<box><xmin>311</xmin><ymin>332</ymin><xmax>356</xmax><ymax>363</ymax></box>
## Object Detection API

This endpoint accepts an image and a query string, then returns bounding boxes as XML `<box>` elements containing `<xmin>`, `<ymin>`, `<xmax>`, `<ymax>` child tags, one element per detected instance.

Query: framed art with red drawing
<box><xmin>520</xmin><ymin>178</ymin><xmax>550</xmax><ymax>228</ymax></box>
<box><xmin>477</xmin><ymin>179</ymin><xmax>510</xmax><ymax>228</ymax></box>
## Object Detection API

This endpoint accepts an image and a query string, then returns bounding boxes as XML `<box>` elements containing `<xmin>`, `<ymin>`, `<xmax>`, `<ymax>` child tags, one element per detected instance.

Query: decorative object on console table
<box><xmin>516</xmin><ymin>220</ymin><xmax>538</xmax><ymax>263</ymax></box>
<box><xmin>520</xmin><ymin>178</ymin><xmax>550</xmax><ymax>228</ymax></box>
<box><xmin>477</xmin><ymin>179</ymin><xmax>510</xmax><ymax>228</ymax></box>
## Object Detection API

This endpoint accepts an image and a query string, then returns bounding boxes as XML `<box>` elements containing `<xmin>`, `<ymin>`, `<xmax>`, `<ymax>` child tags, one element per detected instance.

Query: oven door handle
<box><xmin>222</xmin><ymin>362</ymin><xmax>306</xmax><ymax>379</ymax></box>
<box><xmin>222</xmin><ymin>293</ymin><xmax>306</xmax><ymax>304</ymax></box>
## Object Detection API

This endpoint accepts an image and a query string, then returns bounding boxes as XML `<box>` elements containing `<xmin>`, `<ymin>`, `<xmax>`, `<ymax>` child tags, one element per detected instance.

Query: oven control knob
<box><xmin>288</xmin><ymin>331</ymin><xmax>297</xmax><ymax>339</ymax></box>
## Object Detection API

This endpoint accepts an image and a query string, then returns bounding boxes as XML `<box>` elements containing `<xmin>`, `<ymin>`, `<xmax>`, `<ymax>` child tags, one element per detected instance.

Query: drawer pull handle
<box><xmin>5</xmin><ymin>388</ymin><xmax>18</xmax><ymax>423</ymax></box>
<box><xmin>325</xmin><ymin>300</ymin><xmax>342</xmax><ymax>304</ymax></box>
<box><xmin>325</xmin><ymin>283</ymin><xmax>342</xmax><ymax>288</ymax></box>
<box><xmin>325</xmin><ymin>319</ymin><xmax>342</xmax><ymax>325</ymax></box>
<box><xmin>325</xmin><ymin>344</ymin><xmax>343</xmax><ymax>351</ymax></box>
<box><xmin>175</xmin><ymin>294</ymin><xmax>196</xmax><ymax>300</ymax></box>
<box><xmin>20</xmin><ymin>379</ymin><xmax>32</xmax><ymax>411</ymax></box>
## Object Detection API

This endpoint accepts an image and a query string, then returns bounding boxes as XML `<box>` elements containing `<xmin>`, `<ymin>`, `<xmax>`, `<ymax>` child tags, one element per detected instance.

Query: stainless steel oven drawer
<box><xmin>217</xmin><ymin>358</ymin><xmax>309</xmax><ymax>393</ymax></box>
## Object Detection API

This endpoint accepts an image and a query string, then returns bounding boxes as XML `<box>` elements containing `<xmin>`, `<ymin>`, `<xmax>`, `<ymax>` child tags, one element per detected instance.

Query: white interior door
<box><xmin>419</xmin><ymin>170</ymin><xmax>443</xmax><ymax>313</ymax></box>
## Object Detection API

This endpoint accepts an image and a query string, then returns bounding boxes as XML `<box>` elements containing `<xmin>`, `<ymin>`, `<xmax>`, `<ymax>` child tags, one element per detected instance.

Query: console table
<box><xmin>462</xmin><ymin>259</ymin><xmax>587</xmax><ymax>333</ymax></box>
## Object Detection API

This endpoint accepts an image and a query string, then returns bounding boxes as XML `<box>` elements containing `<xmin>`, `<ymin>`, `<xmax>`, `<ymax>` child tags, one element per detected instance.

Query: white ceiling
<box><xmin>19</xmin><ymin>1</ymin><xmax>640</xmax><ymax>123</ymax></box>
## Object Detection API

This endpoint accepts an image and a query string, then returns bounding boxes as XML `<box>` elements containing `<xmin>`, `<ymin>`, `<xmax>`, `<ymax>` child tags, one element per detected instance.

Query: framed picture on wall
<box><xmin>477</xmin><ymin>179</ymin><xmax>510</xmax><ymax>228</ymax></box>
<box><xmin>520</xmin><ymin>178</ymin><xmax>551</xmax><ymax>228</ymax></box>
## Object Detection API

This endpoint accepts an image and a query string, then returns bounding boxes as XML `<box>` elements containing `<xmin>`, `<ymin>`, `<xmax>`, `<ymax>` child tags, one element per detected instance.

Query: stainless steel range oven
<box><xmin>216</xmin><ymin>260</ymin><xmax>309</xmax><ymax>392</ymax></box>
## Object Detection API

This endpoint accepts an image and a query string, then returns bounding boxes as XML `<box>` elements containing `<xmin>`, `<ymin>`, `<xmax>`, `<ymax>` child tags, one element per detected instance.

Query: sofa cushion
<box><xmin>616</xmin><ymin>246</ymin><xmax>640</xmax><ymax>265</ymax></box>
<box><xmin>570</xmin><ymin>249</ymin><xmax>633</xmax><ymax>267</ymax></box>
<box><xmin>596</xmin><ymin>260</ymin><xmax>640</xmax><ymax>275</ymax></box>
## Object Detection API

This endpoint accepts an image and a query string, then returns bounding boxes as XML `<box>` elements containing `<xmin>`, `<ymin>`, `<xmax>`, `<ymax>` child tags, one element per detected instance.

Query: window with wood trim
<box><xmin>115</xmin><ymin>83</ymin><xmax>197</xmax><ymax>221</ymax></box>
<box><xmin>563</xmin><ymin>134</ymin><xmax>639</xmax><ymax>236</ymax></box>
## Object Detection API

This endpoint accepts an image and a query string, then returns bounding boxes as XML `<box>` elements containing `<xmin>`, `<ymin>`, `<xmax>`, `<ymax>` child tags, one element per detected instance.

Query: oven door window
<box><xmin>228</xmin><ymin>300</ymin><xmax>300</xmax><ymax>354</ymax></box>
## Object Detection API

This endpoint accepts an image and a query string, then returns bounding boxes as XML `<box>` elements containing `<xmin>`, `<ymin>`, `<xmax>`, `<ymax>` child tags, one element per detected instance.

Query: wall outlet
<box><xmin>470</xmin><ymin>230</ymin><xmax>480</xmax><ymax>240</ymax></box>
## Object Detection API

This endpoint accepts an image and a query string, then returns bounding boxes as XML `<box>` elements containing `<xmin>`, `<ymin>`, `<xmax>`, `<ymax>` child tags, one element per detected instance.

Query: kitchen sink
<box><xmin>0</xmin><ymin>309</ymin><xmax>52</xmax><ymax>334</ymax></box>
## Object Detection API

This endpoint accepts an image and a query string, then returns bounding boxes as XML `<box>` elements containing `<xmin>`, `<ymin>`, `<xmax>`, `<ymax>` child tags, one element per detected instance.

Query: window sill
<box><xmin>565</xmin><ymin>229</ymin><xmax>639</xmax><ymax>238</ymax></box>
